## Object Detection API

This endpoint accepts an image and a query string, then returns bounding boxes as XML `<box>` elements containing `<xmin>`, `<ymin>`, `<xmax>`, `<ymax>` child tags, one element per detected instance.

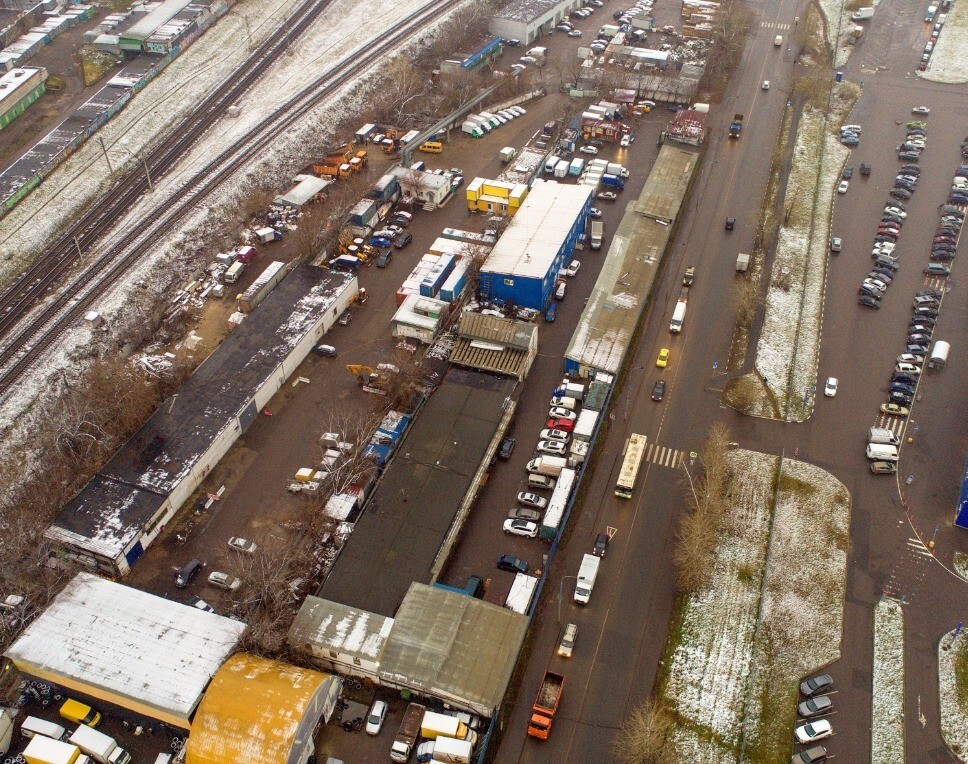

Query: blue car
<box><xmin>369</xmin><ymin>235</ymin><xmax>392</xmax><ymax>248</ymax></box>
<box><xmin>545</xmin><ymin>303</ymin><xmax>557</xmax><ymax>322</ymax></box>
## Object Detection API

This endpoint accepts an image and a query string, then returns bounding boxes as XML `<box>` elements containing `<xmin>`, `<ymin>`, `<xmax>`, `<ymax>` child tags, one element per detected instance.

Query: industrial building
<box><xmin>186</xmin><ymin>654</ymin><xmax>340</xmax><ymax>764</ymax></box>
<box><xmin>392</xmin><ymin>294</ymin><xmax>450</xmax><ymax>344</ymax></box>
<box><xmin>274</xmin><ymin>174</ymin><xmax>332</xmax><ymax>207</ymax></box>
<box><xmin>478</xmin><ymin>180</ymin><xmax>592</xmax><ymax>310</ymax></box>
<box><xmin>449</xmin><ymin>312</ymin><xmax>539</xmax><ymax>380</ymax></box>
<box><xmin>46</xmin><ymin>266</ymin><xmax>359</xmax><ymax>577</ymax></box>
<box><xmin>291</xmin><ymin>584</ymin><xmax>528</xmax><ymax>718</ymax></box>
<box><xmin>318</xmin><ymin>368</ymin><xmax>517</xmax><ymax>616</ymax></box>
<box><xmin>0</xmin><ymin>65</ymin><xmax>46</xmax><ymax>129</ymax></box>
<box><xmin>489</xmin><ymin>0</ymin><xmax>581</xmax><ymax>44</ymax></box>
<box><xmin>4</xmin><ymin>573</ymin><xmax>246</xmax><ymax>729</ymax></box>
<box><xmin>440</xmin><ymin>35</ymin><xmax>504</xmax><ymax>73</ymax></box>
<box><xmin>565</xmin><ymin>145</ymin><xmax>698</xmax><ymax>376</ymax></box>
<box><xmin>465</xmin><ymin>177</ymin><xmax>528</xmax><ymax>215</ymax></box>
<box><xmin>391</xmin><ymin>165</ymin><xmax>452</xmax><ymax>208</ymax></box>
<box><xmin>496</xmin><ymin>145</ymin><xmax>549</xmax><ymax>187</ymax></box>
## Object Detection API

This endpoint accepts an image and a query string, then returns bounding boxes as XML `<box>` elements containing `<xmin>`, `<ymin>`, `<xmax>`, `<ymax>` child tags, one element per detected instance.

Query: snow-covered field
<box><xmin>872</xmin><ymin>598</ymin><xmax>905</xmax><ymax>763</ymax></box>
<box><xmin>816</xmin><ymin>0</ymin><xmax>877</xmax><ymax>65</ymax></box>
<box><xmin>955</xmin><ymin>551</ymin><xmax>968</xmax><ymax>583</ymax></box>
<box><xmin>921</xmin><ymin>0</ymin><xmax>968</xmax><ymax>84</ymax></box>
<box><xmin>938</xmin><ymin>631</ymin><xmax>968</xmax><ymax>761</ymax></box>
<box><xmin>754</xmin><ymin>84</ymin><xmax>857</xmax><ymax>422</ymax></box>
<box><xmin>743</xmin><ymin>459</ymin><xmax>850</xmax><ymax>760</ymax></box>
<box><xmin>662</xmin><ymin>452</ymin><xmax>850</xmax><ymax>762</ymax></box>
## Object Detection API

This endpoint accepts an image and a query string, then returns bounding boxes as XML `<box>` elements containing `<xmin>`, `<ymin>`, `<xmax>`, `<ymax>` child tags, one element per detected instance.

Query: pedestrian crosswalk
<box><xmin>906</xmin><ymin>536</ymin><xmax>933</xmax><ymax>558</ymax></box>
<box><xmin>643</xmin><ymin>441</ymin><xmax>685</xmax><ymax>469</ymax></box>
<box><xmin>761</xmin><ymin>21</ymin><xmax>791</xmax><ymax>30</ymax></box>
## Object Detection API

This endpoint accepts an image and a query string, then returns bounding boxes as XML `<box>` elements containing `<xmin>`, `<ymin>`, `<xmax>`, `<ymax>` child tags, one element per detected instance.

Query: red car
<box><xmin>546</xmin><ymin>417</ymin><xmax>575</xmax><ymax>431</ymax></box>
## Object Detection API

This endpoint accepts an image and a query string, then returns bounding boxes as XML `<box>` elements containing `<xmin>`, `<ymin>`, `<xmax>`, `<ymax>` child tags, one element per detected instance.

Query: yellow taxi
<box><xmin>656</xmin><ymin>348</ymin><xmax>670</xmax><ymax>368</ymax></box>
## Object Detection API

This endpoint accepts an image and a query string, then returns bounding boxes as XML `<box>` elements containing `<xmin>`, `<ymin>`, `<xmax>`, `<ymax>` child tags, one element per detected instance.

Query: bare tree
<box><xmin>613</xmin><ymin>697</ymin><xmax>677</xmax><ymax>764</ymax></box>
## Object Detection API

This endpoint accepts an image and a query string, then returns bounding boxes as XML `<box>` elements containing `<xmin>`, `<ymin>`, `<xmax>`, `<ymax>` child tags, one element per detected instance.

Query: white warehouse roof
<box><xmin>4</xmin><ymin>573</ymin><xmax>245</xmax><ymax>727</ymax></box>
<box><xmin>482</xmin><ymin>181</ymin><xmax>592</xmax><ymax>279</ymax></box>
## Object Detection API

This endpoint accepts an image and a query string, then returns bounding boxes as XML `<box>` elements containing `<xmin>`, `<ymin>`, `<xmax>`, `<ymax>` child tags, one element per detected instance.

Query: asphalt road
<box><xmin>492</xmin><ymin>0</ymin><xmax>968</xmax><ymax>761</ymax></box>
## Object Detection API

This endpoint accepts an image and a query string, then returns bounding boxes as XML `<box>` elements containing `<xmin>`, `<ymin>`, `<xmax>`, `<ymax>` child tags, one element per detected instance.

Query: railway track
<box><xmin>0</xmin><ymin>0</ymin><xmax>336</xmax><ymax>340</ymax></box>
<box><xmin>0</xmin><ymin>0</ymin><xmax>457</xmax><ymax>400</ymax></box>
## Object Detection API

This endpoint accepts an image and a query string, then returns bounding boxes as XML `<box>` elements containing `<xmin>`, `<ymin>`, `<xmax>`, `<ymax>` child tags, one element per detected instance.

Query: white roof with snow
<box><xmin>4</xmin><ymin>573</ymin><xmax>245</xmax><ymax>725</ymax></box>
<box><xmin>288</xmin><ymin>596</ymin><xmax>394</xmax><ymax>663</ymax></box>
<box><xmin>481</xmin><ymin>181</ymin><xmax>592</xmax><ymax>279</ymax></box>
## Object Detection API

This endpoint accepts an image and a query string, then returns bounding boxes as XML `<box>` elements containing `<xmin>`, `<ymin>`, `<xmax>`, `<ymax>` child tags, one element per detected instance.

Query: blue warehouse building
<box><xmin>478</xmin><ymin>180</ymin><xmax>592</xmax><ymax>310</ymax></box>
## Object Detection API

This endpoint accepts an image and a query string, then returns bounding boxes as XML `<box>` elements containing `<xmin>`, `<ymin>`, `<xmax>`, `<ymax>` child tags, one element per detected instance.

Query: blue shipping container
<box><xmin>419</xmin><ymin>253</ymin><xmax>456</xmax><ymax>297</ymax></box>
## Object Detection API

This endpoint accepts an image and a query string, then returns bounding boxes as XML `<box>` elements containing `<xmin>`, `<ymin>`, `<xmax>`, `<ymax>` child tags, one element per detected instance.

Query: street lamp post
<box><xmin>557</xmin><ymin>575</ymin><xmax>577</xmax><ymax>624</ymax></box>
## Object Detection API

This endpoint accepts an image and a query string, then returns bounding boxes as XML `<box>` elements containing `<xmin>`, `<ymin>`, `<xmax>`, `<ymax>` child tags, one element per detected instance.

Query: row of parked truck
<box><xmin>390</xmin><ymin>704</ymin><xmax>478</xmax><ymax>764</ymax></box>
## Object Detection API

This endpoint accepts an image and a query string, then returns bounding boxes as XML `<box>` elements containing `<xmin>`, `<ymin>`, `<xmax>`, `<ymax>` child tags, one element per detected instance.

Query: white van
<box><xmin>21</xmin><ymin>716</ymin><xmax>67</xmax><ymax>740</ymax></box>
<box><xmin>869</xmin><ymin>427</ymin><xmax>900</xmax><ymax>446</ymax></box>
<box><xmin>669</xmin><ymin>301</ymin><xmax>687</xmax><ymax>333</ymax></box>
<box><xmin>866</xmin><ymin>443</ymin><xmax>899</xmax><ymax>461</ymax></box>
<box><xmin>545</xmin><ymin>156</ymin><xmax>561</xmax><ymax>174</ymax></box>
<box><xmin>555</xmin><ymin>281</ymin><xmax>566</xmax><ymax>300</ymax></box>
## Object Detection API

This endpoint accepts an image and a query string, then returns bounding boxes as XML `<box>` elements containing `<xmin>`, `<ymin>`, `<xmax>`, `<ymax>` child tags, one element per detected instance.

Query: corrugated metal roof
<box><xmin>123</xmin><ymin>0</ymin><xmax>193</xmax><ymax>40</ymax></box>
<box><xmin>481</xmin><ymin>181</ymin><xmax>592</xmax><ymax>279</ymax></box>
<box><xmin>494</xmin><ymin>0</ymin><xmax>569</xmax><ymax>23</ymax></box>
<box><xmin>634</xmin><ymin>144</ymin><xmax>698</xmax><ymax>223</ymax></box>
<box><xmin>4</xmin><ymin>573</ymin><xmax>244</xmax><ymax>725</ymax></box>
<box><xmin>449</xmin><ymin>313</ymin><xmax>536</xmax><ymax>378</ymax></box>
<box><xmin>289</xmin><ymin>597</ymin><xmax>393</xmax><ymax>662</ymax></box>
<box><xmin>566</xmin><ymin>145</ymin><xmax>698</xmax><ymax>374</ymax></box>
<box><xmin>378</xmin><ymin>584</ymin><xmax>528</xmax><ymax>717</ymax></box>
<box><xmin>186</xmin><ymin>654</ymin><xmax>337</xmax><ymax>764</ymax></box>
<box><xmin>458</xmin><ymin>312</ymin><xmax>535</xmax><ymax>349</ymax></box>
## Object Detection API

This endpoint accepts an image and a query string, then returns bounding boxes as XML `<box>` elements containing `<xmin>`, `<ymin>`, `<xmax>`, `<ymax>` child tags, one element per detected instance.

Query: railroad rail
<box><xmin>0</xmin><ymin>0</ymin><xmax>457</xmax><ymax>399</ymax></box>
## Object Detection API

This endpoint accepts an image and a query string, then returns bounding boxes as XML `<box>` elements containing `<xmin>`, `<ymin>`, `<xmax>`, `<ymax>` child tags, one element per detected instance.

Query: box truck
<box><xmin>868</xmin><ymin>427</ymin><xmax>900</xmax><ymax>446</ymax></box>
<box><xmin>432</xmin><ymin>736</ymin><xmax>473</xmax><ymax>764</ymax></box>
<box><xmin>500</xmin><ymin>147</ymin><xmax>517</xmax><ymax>163</ymax></box>
<box><xmin>590</xmin><ymin>221</ymin><xmax>604</xmax><ymax>249</ymax></box>
<box><xmin>527</xmin><ymin>456</ymin><xmax>567</xmax><ymax>477</ymax></box>
<box><xmin>866</xmin><ymin>443</ymin><xmax>899</xmax><ymax>461</ymax></box>
<box><xmin>574</xmin><ymin>553</ymin><xmax>600</xmax><ymax>604</ymax></box>
<box><xmin>929</xmin><ymin>340</ymin><xmax>949</xmax><ymax>369</ymax></box>
<box><xmin>669</xmin><ymin>300</ymin><xmax>687</xmax><ymax>332</ymax></box>
<box><xmin>68</xmin><ymin>725</ymin><xmax>131</xmax><ymax>764</ymax></box>
<box><xmin>23</xmin><ymin>736</ymin><xmax>81</xmax><ymax>764</ymax></box>
<box><xmin>421</xmin><ymin>711</ymin><xmax>473</xmax><ymax>743</ymax></box>
<box><xmin>851</xmin><ymin>6</ymin><xmax>874</xmax><ymax>19</ymax></box>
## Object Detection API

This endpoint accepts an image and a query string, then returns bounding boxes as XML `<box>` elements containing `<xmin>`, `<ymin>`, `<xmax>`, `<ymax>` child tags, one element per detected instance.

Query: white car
<box><xmin>540</xmin><ymin>428</ymin><xmax>570</xmax><ymax>442</ymax></box>
<box><xmin>565</xmin><ymin>260</ymin><xmax>581</xmax><ymax>276</ymax></box>
<box><xmin>228</xmin><ymin>537</ymin><xmax>258</xmax><ymax>554</ymax></box>
<box><xmin>912</xmin><ymin>106</ymin><xmax>930</xmax><ymax>115</ymax></box>
<box><xmin>620</xmin><ymin>133</ymin><xmax>633</xmax><ymax>147</ymax></box>
<box><xmin>824</xmin><ymin>377</ymin><xmax>838</xmax><ymax>397</ymax></box>
<box><xmin>519</xmin><ymin>56</ymin><xmax>538</xmax><ymax>64</ymax></box>
<box><xmin>518</xmin><ymin>492</ymin><xmax>549</xmax><ymax>509</ymax></box>
<box><xmin>503</xmin><ymin>519</ymin><xmax>539</xmax><ymax>538</ymax></box>
<box><xmin>837</xmin><ymin>180</ymin><xmax>849</xmax><ymax>194</ymax></box>
<box><xmin>365</xmin><ymin>700</ymin><xmax>388</xmax><ymax>735</ymax></box>
<box><xmin>568</xmin><ymin>29</ymin><xmax>582</xmax><ymax>37</ymax></box>
<box><xmin>549</xmin><ymin>407</ymin><xmax>577</xmax><ymax>420</ymax></box>
<box><xmin>207</xmin><ymin>571</ymin><xmax>242</xmax><ymax>591</ymax></box>
<box><xmin>536</xmin><ymin>440</ymin><xmax>567</xmax><ymax>456</ymax></box>
<box><xmin>794</xmin><ymin>719</ymin><xmax>832</xmax><ymax>744</ymax></box>
<box><xmin>762</xmin><ymin>80</ymin><xmax>770</xmax><ymax>90</ymax></box>
<box><xmin>579</xmin><ymin>145</ymin><xmax>599</xmax><ymax>155</ymax></box>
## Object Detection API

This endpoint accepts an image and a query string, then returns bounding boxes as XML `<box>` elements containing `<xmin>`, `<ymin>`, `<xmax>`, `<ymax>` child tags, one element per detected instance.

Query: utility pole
<box><xmin>96</xmin><ymin>136</ymin><xmax>114</xmax><ymax>174</ymax></box>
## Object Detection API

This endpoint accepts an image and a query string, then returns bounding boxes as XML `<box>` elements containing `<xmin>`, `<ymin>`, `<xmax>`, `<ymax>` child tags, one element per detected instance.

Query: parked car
<box><xmin>365</xmin><ymin>700</ymin><xmax>388</xmax><ymax>735</ymax></box>
<box><xmin>823</xmin><ymin>377</ymin><xmax>838</xmax><ymax>397</ymax></box>
<box><xmin>580</xmin><ymin>145</ymin><xmax>599</xmax><ymax>155</ymax></box>
<box><xmin>549</xmin><ymin>407</ymin><xmax>577</xmax><ymax>420</ymax></box>
<box><xmin>589</xmin><ymin>207</ymin><xmax>603</xmax><ymax>218</ymax></box>
<box><xmin>798</xmin><ymin>694</ymin><xmax>832</xmax><ymax>718</ymax></box>
<box><xmin>394</xmin><ymin>233</ymin><xmax>412</xmax><ymax>249</ymax></box>
<box><xmin>228</xmin><ymin>537</ymin><xmax>257</xmax><ymax>554</ymax></box>
<box><xmin>175</xmin><ymin>559</ymin><xmax>204</xmax><ymax>588</ymax></box>
<box><xmin>791</xmin><ymin>746</ymin><xmax>828</xmax><ymax>764</ymax></box>
<box><xmin>313</xmin><ymin>344</ymin><xmax>337</xmax><ymax>357</ymax></box>
<box><xmin>858</xmin><ymin>296</ymin><xmax>880</xmax><ymax>309</ymax></box>
<box><xmin>871</xmin><ymin>461</ymin><xmax>898</xmax><ymax>474</ymax></box>
<box><xmin>504</xmin><ymin>519</ymin><xmax>539</xmax><ymax>538</ymax></box>
<box><xmin>509</xmin><ymin>507</ymin><xmax>542</xmax><ymax>522</ymax></box>
<box><xmin>841</xmin><ymin>165</ymin><xmax>853</xmax><ymax>179</ymax></box>
<box><xmin>800</xmin><ymin>673</ymin><xmax>834</xmax><ymax>696</ymax></box>
<box><xmin>187</xmin><ymin>595</ymin><xmax>215</xmax><ymax>613</ymax></box>
<box><xmin>794</xmin><ymin>719</ymin><xmax>832</xmax><ymax>744</ymax></box>
<box><xmin>518</xmin><ymin>492</ymin><xmax>549</xmax><ymax>509</ymax></box>
<box><xmin>536</xmin><ymin>440</ymin><xmax>567</xmax><ymax>456</ymax></box>
<box><xmin>597</xmin><ymin>191</ymin><xmax>618</xmax><ymax>201</ymax></box>
<box><xmin>208</xmin><ymin>571</ymin><xmax>242</xmax><ymax>591</ymax></box>
<box><xmin>547</xmin><ymin>417</ymin><xmax>575</xmax><ymax>431</ymax></box>
<box><xmin>497</xmin><ymin>555</ymin><xmax>529</xmax><ymax>573</ymax></box>
<box><xmin>829</xmin><ymin>237</ymin><xmax>842</xmax><ymax>253</ymax></box>
<box><xmin>540</xmin><ymin>428</ymin><xmax>570</xmax><ymax>442</ymax></box>
<box><xmin>837</xmin><ymin>180</ymin><xmax>849</xmax><ymax>194</ymax></box>
<box><xmin>498</xmin><ymin>436</ymin><xmax>516</xmax><ymax>460</ymax></box>
<box><xmin>376</xmin><ymin>251</ymin><xmax>393</xmax><ymax>267</ymax></box>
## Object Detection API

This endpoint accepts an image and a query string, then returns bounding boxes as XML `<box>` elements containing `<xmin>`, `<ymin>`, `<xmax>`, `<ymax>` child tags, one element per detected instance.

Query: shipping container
<box><xmin>238</xmin><ymin>261</ymin><xmax>287</xmax><ymax>312</ymax></box>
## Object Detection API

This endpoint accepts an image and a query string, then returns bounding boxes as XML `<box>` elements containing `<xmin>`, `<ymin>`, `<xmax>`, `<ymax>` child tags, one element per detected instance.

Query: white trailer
<box><xmin>929</xmin><ymin>340</ymin><xmax>949</xmax><ymax>369</ymax></box>
<box><xmin>574</xmin><ymin>554</ymin><xmax>600</xmax><ymax>604</ymax></box>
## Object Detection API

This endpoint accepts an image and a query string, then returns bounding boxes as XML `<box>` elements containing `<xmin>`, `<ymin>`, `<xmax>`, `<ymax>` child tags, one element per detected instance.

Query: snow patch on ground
<box><xmin>663</xmin><ymin>453</ymin><xmax>851</xmax><ymax>762</ymax></box>
<box><xmin>955</xmin><ymin>551</ymin><xmax>968</xmax><ymax>583</ymax></box>
<box><xmin>743</xmin><ymin>459</ymin><xmax>850</xmax><ymax>759</ymax></box>
<box><xmin>872</xmin><ymin>598</ymin><xmax>905</xmax><ymax>763</ymax></box>
<box><xmin>920</xmin><ymin>0</ymin><xmax>968</xmax><ymax>84</ymax></box>
<box><xmin>754</xmin><ymin>85</ymin><xmax>857</xmax><ymax>422</ymax></box>
<box><xmin>938</xmin><ymin>631</ymin><xmax>968</xmax><ymax>762</ymax></box>
<box><xmin>0</xmin><ymin>0</ymin><xmax>308</xmax><ymax>278</ymax></box>
<box><xmin>664</xmin><ymin>450</ymin><xmax>778</xmax><ymax>760</ymax></box>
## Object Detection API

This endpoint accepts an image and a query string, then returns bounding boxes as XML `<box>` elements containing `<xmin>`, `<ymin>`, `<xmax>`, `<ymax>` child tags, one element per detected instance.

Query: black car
<box><xmin>907</xmin><ymin>343</ymin><xmax>928</xmax><ymax>354</ymax></box>
<box><xmin>892</xmin><ymin>374</ymin><xmax>917</xmax><ymax>384</ymax></box>
<box><xmin>890</xmin><ymin>392</ymin><xmax>913</xmax><ymax>406</ymax></box>
<box><xmin>858</xmin><ymin>295</ymin><xmax>880</xmax><ymax>308</ymax></box>
<box><xmin>375</xmin><ymin>251</ymin><xmax>393</xmax><ymax>268</ymax></box>
<box><xmin>651</xmin><ymin>380</ymin><xmax>666</xmax><ymax>401</ymax></box>
<box><xmin>593</xmin><ymin>532</ymin><xmax>609</xmax><ymax>557</ymax></box>
<box><xmin>394</xmin><ymin>233</ymin><xmax>412</xmax><ymax>249</ymax></box>
<box><xmin>497</xmin><ymin>555</ymin><xmax>529</xmax><ymax>574</ymax></box>
<box><xmin>916</xmin><ymin>289</ymin><xmax>942</xmax><ymax>298</ymax></box>
<box><xmin>725</xmin><ymin>217</ymin><xmax>736</xmax><ymax>231</ymax></box>
<box><xmin>175</xmin><ymin>559</ymin><xmax>204</xmax><ymax>588</ymax></box>
<box><xmin>891</xmin><ymin>382</ymin><xmax>916</xmax><ymax>395</ymax></box>
<box><xmin>842</xmin><ymin>165</ymin><xmax>853</xmax><ymax>179</ymax></box>
<box><xmin>498</xmin><ymin>437</ymin><xmax>516</xmax><ymax>460</ymax></box>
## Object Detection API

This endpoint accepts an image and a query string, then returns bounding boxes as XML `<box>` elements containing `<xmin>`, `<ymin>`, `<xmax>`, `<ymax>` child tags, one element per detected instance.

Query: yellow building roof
<box><xmin>186</xmin><ymin>653</ymin><xmax>337</xmax><ymax>764</ymax></box>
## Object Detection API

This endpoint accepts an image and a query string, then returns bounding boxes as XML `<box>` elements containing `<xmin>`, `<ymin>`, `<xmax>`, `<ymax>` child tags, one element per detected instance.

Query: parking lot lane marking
<box><xmin>906</xmin><ymin>537</ymin><xmax>933</xmax><ymax>557</ymax></box>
